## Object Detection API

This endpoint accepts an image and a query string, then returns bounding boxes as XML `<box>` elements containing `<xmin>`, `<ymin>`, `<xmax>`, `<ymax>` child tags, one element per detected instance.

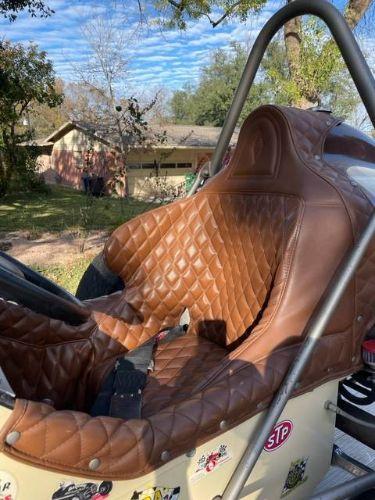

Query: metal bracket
<box><xmin>325</xmin><ymin>400</ymin><xmax>375</xmax><ymax>429</ymax></box>
<box><xmin>332</xmin><ymin>444</ymin><xmax>374</xmax><ymax>477</ymax></box>
<box><xmin>187</xmin><ymin>165</ymin><xmax>210</xmax><ymax>196</ymax></box>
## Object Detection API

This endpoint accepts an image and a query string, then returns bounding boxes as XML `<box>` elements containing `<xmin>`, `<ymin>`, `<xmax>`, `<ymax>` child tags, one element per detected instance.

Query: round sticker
<box><xmin>0</xmin><ymin>471</ymin><xmax>17</xmax><ymax>500</ymax></box>
<box><xmin>264</xmin><ymin>420</ymin><xmax>293</xmax><ymax>452</ymax></box>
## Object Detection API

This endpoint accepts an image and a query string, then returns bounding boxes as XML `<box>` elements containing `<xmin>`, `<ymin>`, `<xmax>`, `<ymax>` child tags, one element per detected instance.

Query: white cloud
<box><xmin>0</xmin><ymin>0</ymin><xmax>373</xmax><ymax>92</ymax></box>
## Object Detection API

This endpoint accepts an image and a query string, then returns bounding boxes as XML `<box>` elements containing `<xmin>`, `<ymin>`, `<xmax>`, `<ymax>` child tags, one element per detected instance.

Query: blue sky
<box><xmin>0</xmin><ymin>0</ymin><xmax>373</xmax><ymax>95</ymax></box>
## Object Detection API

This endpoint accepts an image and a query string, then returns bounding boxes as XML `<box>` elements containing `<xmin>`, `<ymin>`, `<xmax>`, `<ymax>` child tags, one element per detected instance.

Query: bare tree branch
<box><xmin>137</xmin><ymin>0</ymin><xmax>147</xmax><ymax>25</ymax></box>
<box><xmin>162</xmin><ymin>0</ymin><xmax>373</xmax><ymax>30</ymax></box>
<box><xmin>164</xmin><ymin>0</ymin><xmax>247</xmax><ymax>28</ymax></box>
<box><xmin>70</xmin><ymin>12</ymin><xmax>165</xmax><ymax>197</ymax></box>
<box><xmin>210</xmin><ymin>1</ymin><xmax>244</xmax><ymax>27</ymax></box>
<box><xmin>166</xmin><ymin>0</ymin><xmax>184</xmax><ymax>10</ymax></box>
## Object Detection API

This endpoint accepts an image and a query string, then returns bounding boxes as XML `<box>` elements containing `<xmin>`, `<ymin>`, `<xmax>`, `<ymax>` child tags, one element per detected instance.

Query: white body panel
<box><xmin>0</xmin><ymin>379</ymin><xmax>339</xmax><ymax>500</ymax></box>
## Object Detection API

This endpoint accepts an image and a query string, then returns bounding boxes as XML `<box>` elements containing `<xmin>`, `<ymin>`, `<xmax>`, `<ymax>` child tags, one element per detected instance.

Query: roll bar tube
<box><xmin>208</xmin><ymin>0</ymin><xmax>375</xmax><ymax>178</ymax></box>
<box><xmin>212</xmin><ymin>1</ymin><xmax>375</xmax><ymax>499</ymax></box>
<box><xmin>0</xmin><ymin>265</ymin><xmax>90</xmax><ymax>326</ymax></box>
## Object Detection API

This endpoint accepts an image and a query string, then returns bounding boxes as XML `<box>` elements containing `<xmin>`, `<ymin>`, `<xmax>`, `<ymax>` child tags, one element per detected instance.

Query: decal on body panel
<box><xmin>281</xmin><ymin>458</ymin><xmax>308</xmax><ymax>498</ymax></box>
<box><xmin>264</xmin><ymin>420</ymin><xmax>293</xmax><ymax>452</ymax></box>
<box><xmin>51</xmin><ymin>480</ymin><xmax>113</xmax><ymax>499</ymax></box>
<box><xmin>130</xmin><ymin>486</ymin><xmax>180</xmax><ymax>500</ymax></box>
<box><xmin>191</xmin><ymin>444</ymin><xmax>232</xmax><ymax>483</ymax></box>
<box><xmin>0</xmin><ymin>471</ymin><xmax>17</xmax><ymax>500</ymax></box>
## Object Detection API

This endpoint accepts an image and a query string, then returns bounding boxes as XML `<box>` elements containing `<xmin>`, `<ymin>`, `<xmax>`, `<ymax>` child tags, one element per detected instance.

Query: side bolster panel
<box><xmin>104</xmin><ymin>198</ymin><xmax>192</xmax><ymax>279</ymax></box>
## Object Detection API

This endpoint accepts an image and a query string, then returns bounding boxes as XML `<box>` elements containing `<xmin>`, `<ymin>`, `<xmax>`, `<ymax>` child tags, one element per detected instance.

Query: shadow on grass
<box><xmin>0</xmin><ymin>186</ymin><xmax>158</xmax><ymax>234</ymax></box>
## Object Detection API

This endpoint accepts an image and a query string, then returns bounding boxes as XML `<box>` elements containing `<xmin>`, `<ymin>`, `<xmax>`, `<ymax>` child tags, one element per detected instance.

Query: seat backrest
<box><xmin>103</xmin><ymin>105</ymin><xmax>373</xmax><ymax>354</ymax></box>
<box><xmin>3</xmin><ymin>107</ymin><xmax>374</xmax><ymax>483</ymax></box>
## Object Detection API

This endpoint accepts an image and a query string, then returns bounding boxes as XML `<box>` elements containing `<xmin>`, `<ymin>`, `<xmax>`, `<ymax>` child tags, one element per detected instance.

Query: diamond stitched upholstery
<box><xmin>142</xmin><ymin>334</ymin><xmax>227</xmax><ymax>417</ymax></box>
<box><xmin>0</xmin><ymin>333</ymin><xmax>355</xmax><ymax>480</ymax></box>
<box><xmin>0</xmin><ymin>300</ymin><xmax>95</xmax><ymax>410</ymax></box>
<box><xmin>100</xmin><ymin>193</ymin><xmax>299</xmax><ymax>349</ymax></box>
<box><xmin>0</xmin><ymin>105</ymin><xmax>373</xmax><ymax>480</ymax></box>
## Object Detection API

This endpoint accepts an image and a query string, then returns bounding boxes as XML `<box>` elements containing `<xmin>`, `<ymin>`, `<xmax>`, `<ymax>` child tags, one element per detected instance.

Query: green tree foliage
<box><xmin>154</xmin><ymin>0</ymin><xmax>371</xmax><ymax>120</ymax></box>
<box><xmin>170</xmin><ymin>43</ymin><xmax>273</xmax><ymax>126</ymax></box>
<box><xmin>170</xmin><ymin>19</ymin><xmax>360</xmax><ymax>127</ymax></box>
<box><xmin>0</xmin><ymin>0</ymin><xmax>52</xmax><ymax>21</ymax></box>
<box><xmin>152</xmin><ymin>0</ymin><xmax>266</xmax><ymax>29</ymax></box>
<box><xmin>264</xmin><ymin>19</ymin><xmax>359</xmax><ymax>117</ymax></box>
<box><xmin>0</xmin><ymin>40</ymin><xmax>62</xmax><ymax>196</ymax></box>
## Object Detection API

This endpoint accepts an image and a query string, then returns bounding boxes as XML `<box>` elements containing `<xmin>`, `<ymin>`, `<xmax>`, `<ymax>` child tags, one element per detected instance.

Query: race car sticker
<box><xmin>0</xmin><ymin>471</ymin><xmax>17</xmax><ymax>500</ymax></box>
<box><xmin>130</xmin><ymin>486</ymin><xmax>180</xmax><ymax>500</ymax></box>
<box><xmin>51</xmin><ymin>480</ymin><xmax>113</xmax><ymax>499</ymax></box>
<box><xmin>264</xmin><ymin>420</ymin><xmax>293</xmax><ymax>452</ymax></box>
<box><xmin>280</xmin><ymin>457</ymin><xmax>308</xmax><ymax>498</ymax></box>
<box><xmin>191</xmin><ymin>443</ymin><xmax>232</xmax><ymax>483</ymax></box>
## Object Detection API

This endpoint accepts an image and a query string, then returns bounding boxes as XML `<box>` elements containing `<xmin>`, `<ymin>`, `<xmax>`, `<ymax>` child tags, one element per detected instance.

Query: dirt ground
<box><xmin>0</xmin><ymin>230</ymin><xmax>108</xmax><ymax>266</ymax></box>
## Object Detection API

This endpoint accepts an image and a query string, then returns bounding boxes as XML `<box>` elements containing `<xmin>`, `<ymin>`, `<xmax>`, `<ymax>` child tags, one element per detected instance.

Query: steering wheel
<box><xmin>0</xmin><ymin>251</ymin><xmax>90</xmax><ymax>325</ymax></box>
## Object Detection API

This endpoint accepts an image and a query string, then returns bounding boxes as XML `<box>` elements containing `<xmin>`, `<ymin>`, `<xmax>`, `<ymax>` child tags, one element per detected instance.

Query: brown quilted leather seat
<box><xmin>0</xmin><ymin>105</ymin><xmax>374</xmax><ymax>480</ymax></box>
<box><xmin>142</xmin><ymin>335</ymin><xmax>227</xmax><ymax>417</ymax></box>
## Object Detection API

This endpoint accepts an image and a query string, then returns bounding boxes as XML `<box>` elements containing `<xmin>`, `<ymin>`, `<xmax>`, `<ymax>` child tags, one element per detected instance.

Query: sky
<box><xmin>0</xmin><ymin>0</ymin><xmax>374</xmax><ymax>95</ymax></box>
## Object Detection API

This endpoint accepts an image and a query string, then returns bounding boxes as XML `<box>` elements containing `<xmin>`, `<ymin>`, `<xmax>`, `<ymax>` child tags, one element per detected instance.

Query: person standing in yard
<box><xmin>82</xmin><ymin>167</ymin><xmax>90</xmax><ymax>194</ymax></box>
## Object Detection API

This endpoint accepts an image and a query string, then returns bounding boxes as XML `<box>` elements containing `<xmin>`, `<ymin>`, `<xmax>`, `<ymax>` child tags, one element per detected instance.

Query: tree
<box><xmin>0</xmin><ymin>40</ymin><xmax>62</xmax><ymax>196</ymax></box>
<box><xmin>283</xmin><ymin>0</ymin><xmax>373</xmax><ymax>108</ymax></box>
<box><xmin>170</xmin><ymin>43</ymin><xmax>274</xmax><ymax>126</ymax></box>
<box><xmin>151</xmin><ymin>0</ymin><xmax>373</xmax><ymax>111</ymax></box>
<box><xmin>170</xmin><ymin>85</ymin><xmax>198</xmax><ymax>124</ymax></box>
<box><xmin>28</xmin><ymin>79</ymin><xmax>70</xmax><ymax>139</ymax></box>
<box><xmin>150</xmin><ymin>0</ymin><xmax>266</xmax><ymax>29</ymax></box>
<box><xmin>0</xmin><ymin>0</ymin><xmax>52</xmax><ymax>21</ymax></box>
<box><xmin>263</xmin><ymin>20</ymin><xmax>360</xmax><ymax>117</ymax></box>
<box><xmin>150</xmin><ymin>0</ymin><xmax>373</xmax><ymax>31</ymax></box>
<box><xmin>75</xmin><ymin>15</ymin><xmax>165</xmax><ymax>197</ymax></box>
<box><xmin>170</xmin><ymin>26</ymin><xmax>363</xmax><ymax>126</ymax></box>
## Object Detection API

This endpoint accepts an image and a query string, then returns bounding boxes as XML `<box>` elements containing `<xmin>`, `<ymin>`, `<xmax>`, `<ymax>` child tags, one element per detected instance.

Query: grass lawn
<box><xmin>0</xmin><ymin>185</ymin><xmax>156</xmax><ymax>234</ymax></box>
<box><xmin>1</xmin><ymin>186</ymin><xmax>159</xmax><ymax>294</ymax></box>
<box><xmin>33</xmin><ymin>258</ymin><xmax>92</xmax><ymax>295</ymax></box>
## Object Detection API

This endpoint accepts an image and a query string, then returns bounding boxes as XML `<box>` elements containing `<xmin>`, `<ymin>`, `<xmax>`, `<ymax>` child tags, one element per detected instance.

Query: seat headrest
<box><xmin>204</xmin><ymin>105</ymin><xmax>371</xmax><ymax>216</ymax></box>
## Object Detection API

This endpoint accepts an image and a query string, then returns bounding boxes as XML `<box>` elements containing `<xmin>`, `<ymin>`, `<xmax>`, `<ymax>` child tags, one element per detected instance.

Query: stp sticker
<box><xmin>191</xmin><ymin>444</ymin><xmax>232</xmax><ymax>483</ymax></box>
<box><xmin>0</xmin><ymin>471</ymin><xmax>17</xmax><ymax>500</ymax></box>
<box><xmin>264</xmin><ymin>420</ymin><xmax>293</xmax><ymax>452</ymax></box>
<box><xmin>51</xmin><ymin>480</ymin><xmax>112</xmax><ymax>499</ymax></box>
<box><xmin>281</xmin><ymin>457</ymin><xmax>308</xmax><ymax>497</ymax></box>
<box><xmin>130</xmin><ymin>486</ymin><xmax>180</xmax><ymax>500</ymax></box>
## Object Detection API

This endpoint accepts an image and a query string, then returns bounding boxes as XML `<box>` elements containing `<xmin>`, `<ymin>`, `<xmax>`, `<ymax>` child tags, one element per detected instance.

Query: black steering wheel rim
<box><xmin>0</xmin><ymin>251</ymin><xmax>90</xmax><ymax>325</ymax></box>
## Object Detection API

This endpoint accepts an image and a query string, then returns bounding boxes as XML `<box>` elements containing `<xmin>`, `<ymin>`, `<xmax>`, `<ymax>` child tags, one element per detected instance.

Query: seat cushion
<box><xmin>142</xmin><ymin>334</ymin><xmax>227</xmax><ymax>417</ymax></box>
<box><xmin>1</xmin><ymin>106</ymin><xmax>374</xmax><ymax>481</ymax></box>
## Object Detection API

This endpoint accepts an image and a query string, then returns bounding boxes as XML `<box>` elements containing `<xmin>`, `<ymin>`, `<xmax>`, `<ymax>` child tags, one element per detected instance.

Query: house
<box><xmin>31</xmin><ymin>121</ymin><xmax>239</xmax><ymax>197</ymax></box>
